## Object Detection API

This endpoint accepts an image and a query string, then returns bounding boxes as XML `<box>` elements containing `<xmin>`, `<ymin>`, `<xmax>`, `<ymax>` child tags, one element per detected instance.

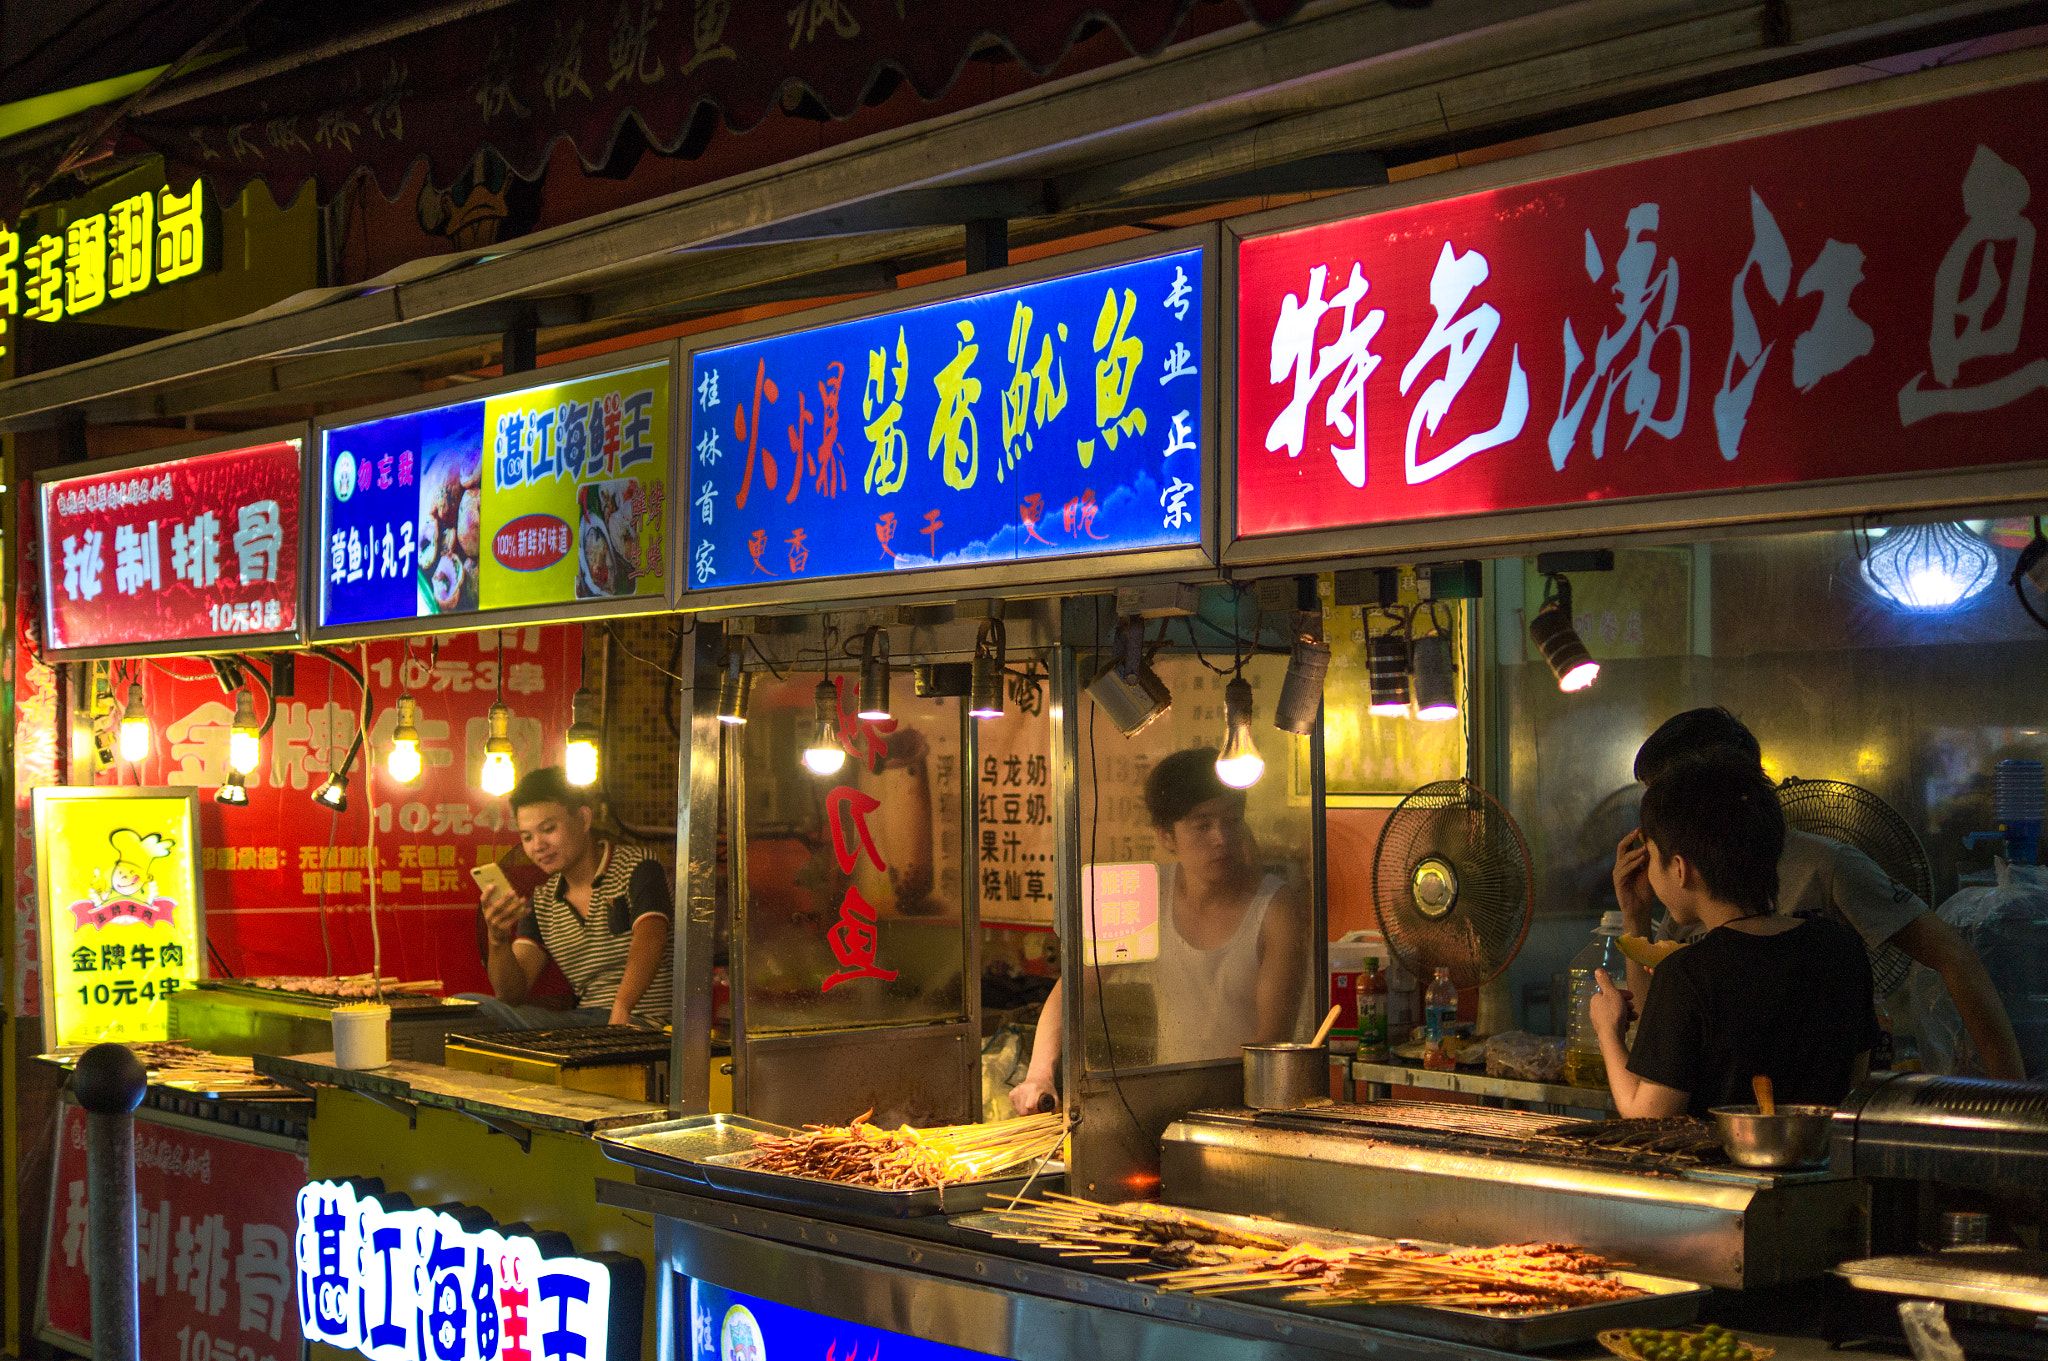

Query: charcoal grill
<box><xmin>443</xmin><ymin>1026</ymin><xmax>670</xmax><ymax>1102</ymax></box>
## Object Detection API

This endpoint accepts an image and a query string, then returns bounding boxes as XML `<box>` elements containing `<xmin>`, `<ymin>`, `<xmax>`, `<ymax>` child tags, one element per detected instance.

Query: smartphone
<box><xmin>470</xmin><ymin>863</ymin><xmax>516</xmax><ymax>900</ymax></box>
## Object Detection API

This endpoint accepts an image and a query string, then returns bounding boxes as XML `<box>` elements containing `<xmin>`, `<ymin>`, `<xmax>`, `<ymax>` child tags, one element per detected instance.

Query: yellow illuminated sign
<box><xmin>33</xmin><ymin>787</ymin><xmax>206</xmax><ymax>1048</ymax></box>
<box><xmin>0</xmin><ymin>183</ymin><xmax>217</xmax><ymax>344</ymax></box>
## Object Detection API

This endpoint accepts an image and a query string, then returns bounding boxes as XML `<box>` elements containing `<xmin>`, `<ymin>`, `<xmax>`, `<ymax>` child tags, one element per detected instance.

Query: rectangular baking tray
<box><xmin>597</xmin><ymin>1114</ymin><xmax>1065</xmax><ymax>1218</ymax></box>
<box><xmin>957</xmin><ymin>1204</ymin><xmax>1706</xmax><ymax>1351</ymax></box>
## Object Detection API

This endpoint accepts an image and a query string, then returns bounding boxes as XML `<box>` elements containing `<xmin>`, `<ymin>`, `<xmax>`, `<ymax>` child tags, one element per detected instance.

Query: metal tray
<box><xmin>599</xmin><ymin>1113</ymin><xmax>798</xmax><ymax>1180</ymax></box>
<box><xmin>956</xmin><ymin>1204</ymin><xmax>1706</xmax><ymax>1351</ymax></box>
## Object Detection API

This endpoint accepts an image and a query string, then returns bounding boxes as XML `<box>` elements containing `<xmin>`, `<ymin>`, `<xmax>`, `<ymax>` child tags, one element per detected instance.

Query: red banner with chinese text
<box><xmin>1234</xmin><ymin>80</ymin><xmax>2048</xmax><ymax>537</ymax></box>
<box><xmin>41</xmin><ymin>1101</ymin><xmax>307</xmax><ymax>1361</ymax></box>
<box><xmin>40</xmin><ymin>442</ymin><xmax>303</xmax><ymax>653</ymax></box>
<box><xmin>103</xmin><ymin>628</ymin><xmax>578</xmax><ymax>991</ymax></box>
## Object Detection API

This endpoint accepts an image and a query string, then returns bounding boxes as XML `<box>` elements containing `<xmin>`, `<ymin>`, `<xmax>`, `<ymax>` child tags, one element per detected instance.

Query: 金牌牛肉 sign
<box><xmin>687</xmin><ymin>241</ymin><xmax>1208</xmax><ymax>592</ymax></box>
<box><xmin>38</xmin><ymin>437</ymin><xmax>303</xmax><ymax>657</ymax></box>
<box><xmin>1233</xmin><ymin>79</ymin><xmax>2048</xmax><ymax>540</ymax></box>
<box><xmin>318</xmin><ymin>355</ymin><xmax>672</xmax><ymax>634</ymax></box>
<box><xmin>294</xmin><ymin>1179</ymin><xmax>641</xmax><ymax>1361</ymax></box>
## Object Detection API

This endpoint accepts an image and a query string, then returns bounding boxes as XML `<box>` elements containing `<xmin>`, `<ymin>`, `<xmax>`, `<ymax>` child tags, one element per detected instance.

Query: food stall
<box><xmin>592</xmin><ymin>46</ymin><xmax>2048</xmax><ymax>1361</ymax></box>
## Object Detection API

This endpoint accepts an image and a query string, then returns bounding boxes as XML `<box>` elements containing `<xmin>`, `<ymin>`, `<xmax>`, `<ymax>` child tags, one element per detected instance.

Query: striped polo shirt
<box><xmin>515</xmin><ymin>842</ymin><xmax>673</xmax><ymax>1023</ymax></box>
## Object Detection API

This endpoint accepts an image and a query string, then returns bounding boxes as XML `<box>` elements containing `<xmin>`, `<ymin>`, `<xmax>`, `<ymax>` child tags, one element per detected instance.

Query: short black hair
<box><xmin>509</xmin><ymin>766</ymin><xmax>594</xmax><ymax>815</ymax></box>
<box><xmin>1638</xmin><ymin>753</ymin><xmax>1784</xmax><ymax>917</ymax></box>
<box><xmin>1144</xmin><ymin>748</ymin><xmax>1245</xmax><ymax>831</ymax></box>
<box><xmin>1634</xmin><ymin>707</ymin><xmax>1763</xmax><ymax>783</ymax></box>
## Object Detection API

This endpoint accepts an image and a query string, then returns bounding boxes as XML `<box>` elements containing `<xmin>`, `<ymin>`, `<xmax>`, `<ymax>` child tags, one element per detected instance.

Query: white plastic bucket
<box><xmin>332</xmin><ymin>1004</ymin><xmax>391</xmax><ymax>1069</ymax></box>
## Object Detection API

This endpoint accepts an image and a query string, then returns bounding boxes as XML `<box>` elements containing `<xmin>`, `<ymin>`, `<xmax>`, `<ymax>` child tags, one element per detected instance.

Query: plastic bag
<box><xmin>1485</xmin><ymin>1030</ymin><xmax>1567</xmax><ymax>1081</ymax></box>
<box><xmin>1908</xmin><ymin>862</ymin><xmax>2048</xmax><ymax>1078</ymax></box>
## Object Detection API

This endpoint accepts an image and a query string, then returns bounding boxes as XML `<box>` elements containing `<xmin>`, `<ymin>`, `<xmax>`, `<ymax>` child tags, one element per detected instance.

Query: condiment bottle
<box><xmin>1358</xmin><ymin>958</ymin><xmax>1390</xmax><ymax>1061</ymax></box>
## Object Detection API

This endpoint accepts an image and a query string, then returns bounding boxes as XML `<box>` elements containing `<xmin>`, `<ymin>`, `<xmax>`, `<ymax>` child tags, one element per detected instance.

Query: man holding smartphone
<box><xmin>459</xmin><ymin>766</ymin><xmax>674</xmax><ymax>1030</ymax></box>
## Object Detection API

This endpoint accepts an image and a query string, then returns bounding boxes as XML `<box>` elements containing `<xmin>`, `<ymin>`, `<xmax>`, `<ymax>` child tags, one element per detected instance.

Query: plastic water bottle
<box><xmin>1566</xmin><ymin>911</ymin><xmax>1629</xmax><ymax>1089</ymax></box>
<box><xmin>1424</xmin><ymin>968</ymin><xmax>1457</xmax><ymax>1040</ymax></box>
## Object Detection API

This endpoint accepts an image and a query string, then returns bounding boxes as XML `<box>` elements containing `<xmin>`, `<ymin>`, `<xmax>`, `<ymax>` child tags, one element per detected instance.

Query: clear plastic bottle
<box><xmin>1358</xmin><ymin>958</ymin><xmax>1390</xmax><ymax>1061</ymax></box>
<box><xmin>1423</xmin><ymin>968</ymin><xmax>1457</xmax><ymax>1039</ymax></box>
<box><xmin>1566</xmin><ymin>911</ymin><xmax>1629</xmax><ymax>1089</ymax></box>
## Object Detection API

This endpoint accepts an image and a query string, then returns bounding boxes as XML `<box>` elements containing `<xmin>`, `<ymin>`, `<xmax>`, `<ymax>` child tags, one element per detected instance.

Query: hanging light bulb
<box><xmin>968</xmin><ymin>619</ymin><xmax>1006</xmax><ymax>721</ymax></box>
<box><xmin>717</xmin><ymin>653</ymin><xmax>751</xmax><ymax>726</ymax></box>
<box><xmin>856</xmin><ymin>628</ymin><xmax>893</xmax><ymax>722</ymax></box>
<box><xmin>1861</xmin><ymin>521</ymin><xmax>2000</xmax><ymax>611</ymax></box>
<box><xmin>388</xmin><ymin>693</ymin><xmax>424</xmax><ymax>785</ymax></box>
<box><xmin>215</xmin><ymin>769</ymin><xmax>250</xmax><ymax>806</ymax></box>
<box><xmin>228</xmin><ymin>689</ymin><xmax>261</xmax><ymax>775</ymax></box>
<box><xmin>312</xmin><ymin>756</ymin><xmax>352</xmax><ymax>811</ymax></box>
<box><xmin>118</xmin><ymin>685</ymin><xmax>151</xmax><ymax>763</ymax></box>
<box><xmin>564</xmin><ymin>686</ymin><xmax>601</xmax><ymax>787</ymax></box>
<box><xmin>1214</xmin><ymin>676</ymin><xmax>1265</xmax><ymax>789</ymax></box>
<box><xmin>801</xmin><ymin>678</ymin><xmax>848</xmax><ymax>776</ymax></box>
<box><xmin>480</xmin><ymin>700</ymin><xmax>518</xmax><ymax>796</ymax></box>
<box><xmin>1529</xmin><ymin>574</ymin><xmax>1599</xmax><ymax>693</ymax></box>
<box><xmin>1367</xmin><ymin>631</ymin><xmax>1412</xmax><ymax>716</ymax></box>
<box><xmin>1410</xmin><ymin>634</ymin><xmax>1460</xmax><ymax>721</ymax></box>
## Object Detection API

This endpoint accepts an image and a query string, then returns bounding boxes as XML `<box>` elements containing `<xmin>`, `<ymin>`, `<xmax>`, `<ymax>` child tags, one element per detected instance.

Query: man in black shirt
<box><xmin>1591</xmin><ymin>753</ymin><xmax>1879</xmax><ymax>1118</ymax></box>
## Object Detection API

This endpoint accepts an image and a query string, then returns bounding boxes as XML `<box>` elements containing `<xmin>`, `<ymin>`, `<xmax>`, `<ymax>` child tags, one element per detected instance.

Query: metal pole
<box><xmin>73</xmin><ymin>1043</ymin><xmax>146</xmax><ymax>1361</ymax></box>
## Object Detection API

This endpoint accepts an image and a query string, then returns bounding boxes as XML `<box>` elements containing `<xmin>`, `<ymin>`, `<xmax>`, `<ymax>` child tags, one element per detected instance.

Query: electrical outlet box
<box><xmin>1114</xmin><ymin>582</ymin><xmax>1202</xmax><ymax>618</ymax></box>
<box><xmin>954</xmin><ymin>598</ymin><xmax>1007</xmax><ymax>621</ymax></box>
<box><xmin>915</xmin><ymin>663</ymin><xmax>973</xmax><ymax>697</ymax></box>
<box><xmin>1416</xmin><ymin>560</ymin><xmax>1484</xmax><ymax>600</ymax></box>
<box><xmin>1255</xmin><ymin>576</ymin><xmax>1317</xmax><ymax>612</ymax></box>
<box><xmin>1332</xmin><ymin>568</ymin><xmax>1401</xmax><ymax>609</ymax></box>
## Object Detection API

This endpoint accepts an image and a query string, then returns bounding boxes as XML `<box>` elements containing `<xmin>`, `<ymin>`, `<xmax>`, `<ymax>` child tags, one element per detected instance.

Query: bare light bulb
<box><xmin>802</xmin><ymin>678</ymin><xmax>847</xmax><ymax>776</ymax></box>
<box><xmin>480</xmin><ymin>700</ymin><xmax>517</xmax><ymax>796</ymax></box>
<box><xmin>228</xmin><ymin>689</ymin><xmax>261</xmax><ymax>775</ymax></box>
<box><xmin>118</xmin><ymin>687</ymin><xmax>151</xmax><ymax>763</ymax></box>
<box><xmin>564</xmin><ymin>686</ymin><xmax>601</xmax><ymax>787</ymax></box>
<box><xmin>388</xmin><ymin>693</ymin><xmax>424</xmax><ymax>784</ymax></box>
<box><xmin>1214</xmin><ymin>677</ymin><xmax>1266</xmax><ymax>789</ymax></box>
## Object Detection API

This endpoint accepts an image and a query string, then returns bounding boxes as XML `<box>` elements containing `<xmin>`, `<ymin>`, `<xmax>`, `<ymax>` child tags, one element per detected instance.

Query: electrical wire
<box><xmin>745</xmin><ymin>636</ymin><xmax>788</xmax><ymax>680</ymax></box>
<box><xmin>1086</xmin><ymin>594</ymin><xmax>1146</xmax><ymax>1139</ymax></box>
<box><xmin>606</xmin><ymin>620</ymin><xmax>691</xmax><ymax>683</ymax></box>
<box><xmin>2014</xmin><ymin>516</ymin><xmax>2048</xmax><ymax>633</ymax></box>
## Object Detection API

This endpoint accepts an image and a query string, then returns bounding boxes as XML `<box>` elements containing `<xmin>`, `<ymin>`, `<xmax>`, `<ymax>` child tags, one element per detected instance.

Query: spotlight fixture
<box><xmin>312</xmin><ymin>768</ymin><xmax>351</xmax><ymax>812</ymax></box>
<box><xmin>1529</xmin><ymin>574</ymin><xmax>1599</xmax><ymax>693</ymax></box>
<box><xmin>1214</xmin><ymin>676</ymin><xmax>1265</xmax><ymax>789</ymax></box>
<box><xmin>856</xmin><ymin>628</ymin><xmax>893</xmax><ymax>722</ymax></box>
<box><xmin>717</xmin><ymin>653</ymin><xmax>751</xmax><ymax>726</ymax></box>
<box><xmin>801</xmin><ymin>678</ymin><xmax>848</xmax><ymax>776</ymax></box>
<box><xmin>215</xmin><ymin>769</ymin><xmax>250</xmax><ymax>806</ymax></box>
<box><xmin>227</xmin><ymin>689</ymin><xmax>261</xmax><ymax>775</ymax></box>
<box><xmin>118</xmin><ymin>685</ymin><xmax>151</xmax><ymax>762</ymax></box>
<box><xmin>388</xmin><ymin>693</ymin><xmax>424</xmax><ymax>784</ymax></box>
<box><xmin>1410</xmin><ymin>633</ymin><xmax>1459</xmax><ymax>721</ymax></box>
<box><xmin>1086</xmin><ymin>616</ymin><xmax>1171</xmax><ymax>736</ymax></box>
<box><xmin>480</xmin><ymin>700</ymin><xmax>518</xmax><ymax>796</ymax></box>
<box><xmin>1366</xmin><ymin>631</ymin><xmax>1412</xmax><ymax>716</ymax></box>
<box><xmin>968</xmin><ymin>619</ymin><xmax>1005</xmax><ymax>721</ymax></box>
<box><xmin>1861</xmin><ymin>521</ymin><xmax>1999</xmax><ymax>612</ymax></box>
<box><xmin>1272</xmin><ymin>635</ymin><xmax>1331</xmax><ymax>735</ymax></box>
<box><xmin>564</xmin><ymin>686</ymin><xmax>601</xmax><ymax>787</ymax></box>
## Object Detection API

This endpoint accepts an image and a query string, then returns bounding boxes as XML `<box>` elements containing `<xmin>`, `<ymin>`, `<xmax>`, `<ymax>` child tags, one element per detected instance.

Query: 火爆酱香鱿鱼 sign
<box><xmin>1234</xmin><ymin>80</ymin><xmax>2048</xmax><ymax>538</ymax></box>
<box><xmin>319</xmin><ymin>360</ymin><xmax>670</xmax><ymax>630</ymax></box>
<box><xmin>295</xmin><ymin>1178</ymin><xmax>640</xmax><ymax>1361</ymax></box>
<box><xmin>40</xmin><ymin>440</ymin><xmax>302</xmax><ymax>654</ymax></box>
<box><xmin>687</xmin><ymin>245</ymin><xmax>1206</xmax><ymax>589</ymax></box>
<box><xmin>33</xmin><ymin>788</ymin><xmax>203</xmax><ymax>1048</ymax></box>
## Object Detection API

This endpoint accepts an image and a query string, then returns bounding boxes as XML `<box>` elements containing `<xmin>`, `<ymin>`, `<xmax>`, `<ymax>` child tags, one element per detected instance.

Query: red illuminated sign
<box><xmin>1233</xmin><ymin>81</ymin><xmax>2048</xmax><ymax>538</ymax></box>
<box><xmin>39</xmin><ymin>441</ymin><xmax>303</xmax><ymax>653</ymax></box>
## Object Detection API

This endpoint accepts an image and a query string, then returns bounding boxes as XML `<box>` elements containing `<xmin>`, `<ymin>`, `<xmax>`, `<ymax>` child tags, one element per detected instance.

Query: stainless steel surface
<box><xmin>1832</xmin><ymin>1072</ymin><xmax>2048</xmax><ymax>1189</ymax></box>
<box><xmin>84</xmin><ymin>1097</ymin><xmax>142</xmax><ymax>1361</ymax></box>
<box><xmin>956</xmin><ymin>1203</ymin><xmax>1708</xmax><ymax>1351</ymax></box>
<box><xmin>1351</xmin><ymin>1059</ymin><xmax>1619</xmax><ymax>1112</ymax></box>
<box><xmin>1160</xmin><ymin>1108</ymin><xmax>1868</xmax><ymax>1288</ymax></box>
<box><xmin>670</xmin><ymin>623</ymin><xmax>721</xmax><ymax>1114</ymax></box>
<box><xmin>1713</xmin><ymin>1105</ymin><xmax>1835</xmax><ymax>1169</ymax></box>
<box><xmin>741</xmin><ymin>1023</ymin><xmax>976</xmax><ymax>1129</ymax></box>
<box><xmin>1073</xmin><ymin>1060</ymin><xmax>1243</xmax><ymax>1202</ymax></box>
<box><xmin>253</xmin><ymin>1053</ymin><xmax>664</xmax><ymax>1133</ymax></box>
<box><xmin>1242</xmin><ymin>1043</ymin><xmax>1330</xmax><ymax>1111</ymax></box>
<box><xmin>601</xmin><ymin>1113</ymin><xmax>796</xmax><ymax>1166</ymax></box>
<box><xmin>1836</xmin><ymin>1249</ymin><xmax>2048</xmax><ymax>1314</ymax></box>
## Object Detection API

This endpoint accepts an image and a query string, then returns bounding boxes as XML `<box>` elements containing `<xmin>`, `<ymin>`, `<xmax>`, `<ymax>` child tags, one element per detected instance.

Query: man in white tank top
<box><xmin>1009</xmin><ymin>749</ymin><xmax>1309</xmax><ymax>1114</ymax></box>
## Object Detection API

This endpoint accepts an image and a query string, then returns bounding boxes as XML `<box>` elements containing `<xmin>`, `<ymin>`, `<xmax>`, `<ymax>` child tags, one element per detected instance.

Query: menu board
<box><xmin>686</xmin><ymin>243</ymin><xmax>1207</xmax><ymax>593</ymax></box>
<box><xmin>38</xmin><ymin>438</ymin><xmax>303</xmax><ymax>656</ymax></box>
<box><xmin>317</xmin><ymin>358</ymin><xmax>671</xmax><ymax>633</ymax></box>
<box><xmin>33</xmin><ymin>787</ymin><xmax>204</xmax><ymax>1048</ymax></box>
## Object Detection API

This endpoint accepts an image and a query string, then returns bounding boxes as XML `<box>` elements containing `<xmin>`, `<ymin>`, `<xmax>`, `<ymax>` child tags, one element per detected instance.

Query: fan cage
<box><xmin>1777</xmin><ymin>777</ymin><xmax>1932</xmax><ymax>997</ymax></box>
<box><xmin>1369</xmin><ymin>779</ymin><xmax>1534</xmax><ymax>991</ymax></box>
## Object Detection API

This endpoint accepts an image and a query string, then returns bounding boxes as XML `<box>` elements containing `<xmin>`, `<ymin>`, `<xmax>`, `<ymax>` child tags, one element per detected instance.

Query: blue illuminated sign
<box><xmin>686</xmin><ymin>245</ymin><xmax>1205</xmax><ymax>590</ymax></box>
<box><xmin>691</xmin><ymin>1281</ymin><xmax>998</xmax><ymax>1361</ymax></box>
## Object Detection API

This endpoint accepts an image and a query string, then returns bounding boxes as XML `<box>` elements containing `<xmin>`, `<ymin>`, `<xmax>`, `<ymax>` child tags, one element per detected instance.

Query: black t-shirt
<box><xmin>1627</xmin><ymin>917</ymin><xmax>1880</xmax><ymax>1118</ymax></box>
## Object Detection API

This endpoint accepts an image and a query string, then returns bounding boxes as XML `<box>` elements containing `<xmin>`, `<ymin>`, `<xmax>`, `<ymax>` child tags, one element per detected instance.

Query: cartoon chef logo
<box><xmin>718</xmin><ymin>1305</ymin><xmax>764</xmax><ymax>1361</ymax></box>
<box><xmin>71</xmin><ymin>827</ymin><xmax>179</xmax><ymax>930</ymax></box>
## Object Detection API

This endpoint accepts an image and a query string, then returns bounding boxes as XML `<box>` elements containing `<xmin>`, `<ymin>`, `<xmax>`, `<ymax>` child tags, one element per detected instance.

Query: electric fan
<box><xmin>1370</xmin><ymin>779</ymin><xmax>1534</xmax><ymax>991</ymax></box>
<box><xmin>1776</xmin><ymin>776</ymin><xmax>1932</xmax><ymax>997</ymax></box>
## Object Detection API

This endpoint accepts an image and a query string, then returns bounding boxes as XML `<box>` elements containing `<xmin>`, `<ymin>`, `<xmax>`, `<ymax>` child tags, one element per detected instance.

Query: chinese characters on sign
<box><xmin>974</xmin><ymin>699</ymin><xmax>1055</xmax><ymax>926</ymax></box>
<box><xmin>320</xmin><ymin>361</ymin><xmax>669</xmax><ymax>630</ymax></box>
<box><xmin>1082</xmin><ymin>862</ymin><xmax>1160</xmax><ymax>965</ymax></box>
<box><xmin>42</xmin><ymin>1103</ymin><xmax>306</xmax><ymax>1361</ymax></box>
<box><xmin>1234</xmin><ymin>82</ymin><xmax>2048</xmax><ymax>536</ymax></box>
<box><xmin>690</xmin><ymin>247</ymin><xmax>1205</xmax><ymax>589</ymax></box>
<box><xmin>293</xmin><ymin>1179</ymin><xmax>637</xmax><ymax>1361</ymax></box>
<box><xmin>0</xmin><ymin>183</ymin><xmax>216</xmax><ymax>357</ymax></box>
<box><xmin>40</xmin><ymin>442</ymin><xmax>301</xmax><ymax>654</ymax></box>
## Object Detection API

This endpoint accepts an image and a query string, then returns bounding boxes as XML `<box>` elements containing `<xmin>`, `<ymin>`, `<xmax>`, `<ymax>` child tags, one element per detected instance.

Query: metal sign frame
<box><xmin>33</xmin><ymin>421</ymin><xmax>311</xmax><ymax>661</ymax></box>
<box><xmin>306</xmin><ymin>338</ymin><xmax>682</xmax><ymax>643</ymax></box>
<box><xmin>677</xmin><ymin>223</ymin><xmax>1222</xmax><ymax>611</ymax></box>
<box><xmin>1216</xmin><ymin>64</ymin><xmax>2048</xmax><ymax>572</ymax></box>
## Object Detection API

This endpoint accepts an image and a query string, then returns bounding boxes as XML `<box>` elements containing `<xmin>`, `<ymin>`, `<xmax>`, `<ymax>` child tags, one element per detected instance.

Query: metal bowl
<box><xmin>1242</xmin><ymin>1042</ymin><xmax>1331</xmax><ymax>1110</ymax></box>
<box><xmin>1710</xmin><ymin>1104</ymin><xmax>1835</xmax><ymax>1168</ymax></box>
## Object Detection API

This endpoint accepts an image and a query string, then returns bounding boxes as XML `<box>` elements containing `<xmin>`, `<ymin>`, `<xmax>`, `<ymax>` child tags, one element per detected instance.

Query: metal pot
<box><xmin>1711</xmin><ymin>1104</ymin><xmax>1835</xmax><ymax>1168</ymax></box>
<box><xmin>1242</xmin><ymin>1042</ymin><xmax>1331</xmax><ymax>1110</ymax></box>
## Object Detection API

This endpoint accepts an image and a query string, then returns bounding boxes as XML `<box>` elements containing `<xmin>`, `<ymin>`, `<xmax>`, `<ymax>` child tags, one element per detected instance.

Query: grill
<box><xmin>1264</xmin><ymin>1102</ymin><xmax>1728</xmax><ymax>1173</ymax></box>
<box><xmin>443</xmin><ymin>1026</ymin><xmax>670</xmax><ymax>1102</ymax></box>
<box><xmin>1832</xmin><ymin>1072</ymin><xmax>2048</xmax><ymax>1189</ymax></box>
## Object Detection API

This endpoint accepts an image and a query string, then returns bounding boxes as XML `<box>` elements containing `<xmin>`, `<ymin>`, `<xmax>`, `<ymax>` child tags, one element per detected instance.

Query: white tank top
<box><xmin>1153</xmin><ymin>871</ymin><xmax>1289</xmax><ymax>1065</ymax></box>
